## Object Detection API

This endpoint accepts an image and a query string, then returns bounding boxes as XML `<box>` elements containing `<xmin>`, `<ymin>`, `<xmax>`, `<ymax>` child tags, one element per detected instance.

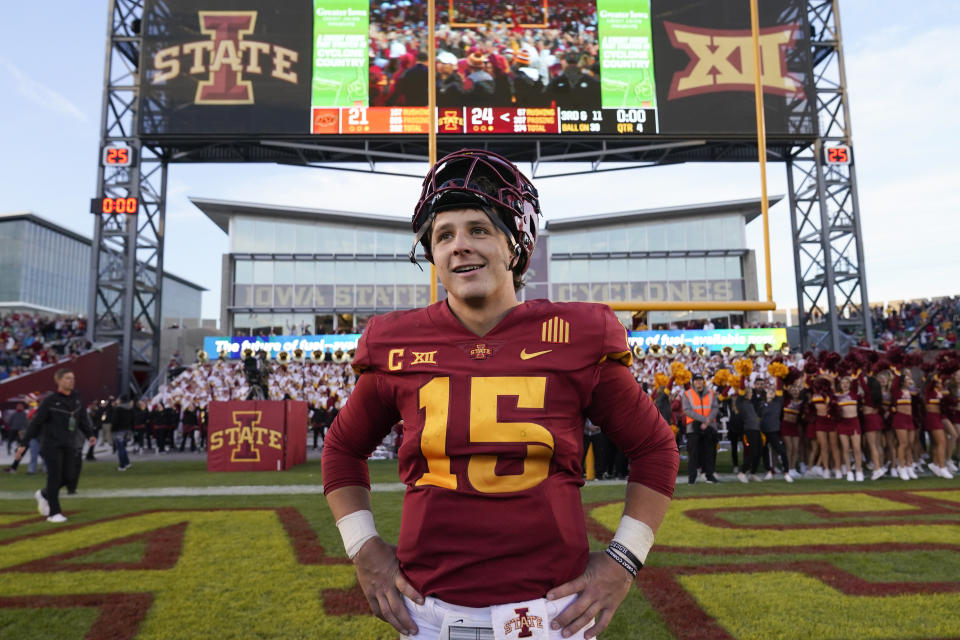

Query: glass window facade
<box><xmin>547</xmin><ymin>214</ymin><xmax>744</xmax><ymax>254</ymax></box>
<box><xmin>0</xmin><ymin>220</ymin><xmax>26</xmax><ymax>303</ymax></box>
<box><xmin>222</xmin><ymin>208</ymin><xmax>755</xmax><ymax>333</ymax></box>
<box><xmin>546</xmin><ymin>213</ymin><xmax>749</xmax><ymax>310</ymax></box>
<box><xmin>0</xmin><ymin>217</ymin><xmax>203</xmax><ymax>319</ymax></box>
<box><xmin>231</xmin><ymin>215</ymin><xmax>412</xmax><ymax>256</ymax></box>
<box><xmin>228</xmin><ymin>216</ymin><xmax>430</xmax><ymax>333</ymax></box>
<box><xmin>0</xmin><ymin>219</ymin><xmax>90</xmax><ymax>313</ymax></box>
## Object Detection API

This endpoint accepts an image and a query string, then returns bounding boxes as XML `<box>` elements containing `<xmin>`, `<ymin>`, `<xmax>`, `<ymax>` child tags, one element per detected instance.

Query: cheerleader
<box><xmin>891</xmin><ymin>368</ymin><xmax>917</xmax><ymax>480</ymax></box>
<box><xmin>809</xmin><ymin>375</ymin><xmax>842</xmax><ymax>479</ymax></box>
<box><xmin>938</xmin><ymin>356</ymin><xmax>960</xmax><ymax>473</ymax></box>
<box><xmin>859</xmin><ymin>360</ymin><xmax>889</xmax><ymax>480</ymax></box>
<box><xmin>835</xmin><ymin>367</ymin><xmax>864</xmax><ymax>481</ymax></box>
<box><xmin>780</xmin><ymin>369</ymin><xmax>805</xmax><ymax>478</ymax></box>
<box><xmin>922</xmin><ymin>366</ymin><xmax>953</xmax><ymax>478</ymax></box>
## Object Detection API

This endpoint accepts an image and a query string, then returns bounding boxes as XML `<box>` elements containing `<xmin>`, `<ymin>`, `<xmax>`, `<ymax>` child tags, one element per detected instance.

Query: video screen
<box><xmin>139</xmin><ymin>0</ymin><xmax>815</xmax><ymax>138</ymax></box>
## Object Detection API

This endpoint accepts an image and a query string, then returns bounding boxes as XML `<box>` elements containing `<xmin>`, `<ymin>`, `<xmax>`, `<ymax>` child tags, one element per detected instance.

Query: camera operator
<box><xmin>242</xmin><ymin>349</ymin><xmax>270</xmax><ymax>400</ymax></box>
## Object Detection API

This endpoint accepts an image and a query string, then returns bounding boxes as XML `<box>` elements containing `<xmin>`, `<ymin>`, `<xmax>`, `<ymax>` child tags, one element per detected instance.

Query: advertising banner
<box><xmin>204</xmin><ymin>335</ymin><xmax>361</xmax><ymax>359</ymax></box>
<box><xmin>597</xmin><ymin>0</ymin><xmax>656</xmax><ymax>109</ymax></box>
<box><xmin>207</xmin><ymin>400</ymin><xmax>307</xmax><ymax>471</ymax></box>
<box><xmin>311</xmin><ymin>0</ymin><xmax>370</xmax><ymax>108</ymax></box>
<box><xmin>207</xmin><ymin>400</ymin><xmax>287</xmax><ymax>471</ymax></box>
<box><xmin>627</xmin><ymin>328</ymin><xmax>788</xmax><ymax>352</ymax></box>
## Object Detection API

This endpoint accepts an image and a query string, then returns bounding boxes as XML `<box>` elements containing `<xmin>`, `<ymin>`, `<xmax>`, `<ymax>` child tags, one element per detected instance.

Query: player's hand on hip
<box><xmin>545</xmin><ymin>550</ymin><xmax>633</xmax><ymax>639</ymax></box>
<box><xmin>352</xmin><ymin>536</ymin><xmax>423</xmax><ymax>636</ymax></box>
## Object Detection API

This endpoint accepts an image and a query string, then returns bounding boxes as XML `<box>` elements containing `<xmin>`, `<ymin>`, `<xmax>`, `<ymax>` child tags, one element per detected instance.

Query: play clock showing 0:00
<box><xmin>90</xmin><ymin>196</ymin><xmax>139</xmax><ymax>215</ymax></box>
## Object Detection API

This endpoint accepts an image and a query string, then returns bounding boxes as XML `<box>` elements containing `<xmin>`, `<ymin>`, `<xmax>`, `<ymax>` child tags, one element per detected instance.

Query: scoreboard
<box><xmin>138</xmin><ymin>0</ymin><xmax>815</xmax><ymax>141</ymax></box>
<box><xmin>308</xmin><ymin>106</ymin><xmax>653</xmax><ymax>135</ymax></box>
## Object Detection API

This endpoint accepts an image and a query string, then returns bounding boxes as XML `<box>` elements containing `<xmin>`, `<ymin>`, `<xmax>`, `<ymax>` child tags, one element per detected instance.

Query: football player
<box><xmin>322</xmin><ymin>149</ymin><xmax>679</xmax><ymax>639</ymax></box>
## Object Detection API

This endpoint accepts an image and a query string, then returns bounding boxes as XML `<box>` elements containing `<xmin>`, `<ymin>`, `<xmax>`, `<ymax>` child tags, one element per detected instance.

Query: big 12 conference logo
<box><xmin>151</xmin><ymin>11</ymin><xmax>299</xmax><ymax>104</ymax></box>
<box><xmin>664</xmin><ymin>22</ymin><xmax>802</xmax><ymax>99</ymax></box>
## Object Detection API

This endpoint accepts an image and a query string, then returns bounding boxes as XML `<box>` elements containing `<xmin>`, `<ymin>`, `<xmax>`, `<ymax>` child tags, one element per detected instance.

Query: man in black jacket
<box><xmin>17</xmin><ymin>368</ymin><xmax>96</xmax><ymax>523</ymax></box>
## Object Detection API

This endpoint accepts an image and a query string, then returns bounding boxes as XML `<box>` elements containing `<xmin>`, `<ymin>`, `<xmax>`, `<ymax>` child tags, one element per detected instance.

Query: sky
<box><xmin>1</xmin><ymin>1</ymin><xmax>957</xmax><ymax>323</ymax></box>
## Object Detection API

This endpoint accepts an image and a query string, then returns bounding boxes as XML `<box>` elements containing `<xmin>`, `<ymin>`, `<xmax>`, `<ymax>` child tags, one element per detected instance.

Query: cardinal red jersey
<box><xmin>322</xmin><ymin>299</ymin><xmax>677</xmax><ymax>606</ymax></box>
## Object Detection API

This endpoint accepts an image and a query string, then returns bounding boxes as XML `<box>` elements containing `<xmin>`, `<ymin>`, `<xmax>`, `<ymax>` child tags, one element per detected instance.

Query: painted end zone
<box><xmin>0</xmin><ymin>489</ymin><xmax>957</xmax><ymax>639</ymax></box>
<box><xmin>590</xmin><ymin>488</ymin><xmax>960</xmax><ymax>640</ymax></box>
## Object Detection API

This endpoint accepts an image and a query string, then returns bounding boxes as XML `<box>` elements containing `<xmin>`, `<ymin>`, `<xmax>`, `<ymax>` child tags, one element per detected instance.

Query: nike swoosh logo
<box><xmin>520</xmin><ymin>348</ymin><xmax>552</xmax><ymax>360</ymax></box>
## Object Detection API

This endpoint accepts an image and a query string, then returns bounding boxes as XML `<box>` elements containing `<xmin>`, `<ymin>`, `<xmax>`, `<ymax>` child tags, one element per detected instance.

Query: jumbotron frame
<box><xmin>89</xmin><ymin>0</ymin><xmax>871</xmax><ymax>396</ymax></box>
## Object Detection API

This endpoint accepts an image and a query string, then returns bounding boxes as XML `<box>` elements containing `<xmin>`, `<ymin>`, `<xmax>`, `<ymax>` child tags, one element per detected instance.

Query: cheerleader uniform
<box><xmin>859</xmin><ymin>375</ymin><xmax>885</xmax><ymax>433</ymax></box>
<box><xmin>924</xmin><ymin>384</ymin><xmax>945</xmax><ymax>432</ymax></box>
<box><xmin>891</xmin><ymin>377</ymin><xmax>914</xmax><ymax>431</ymax></box>
<box><xmin>811</xmin><ymin>395</ymin><xmax>834</xmax><ymax>433</ymax></box>
<box><xmin>836</xmin><ymin>390</ymin><xmax>861</xmax><ymax>436</ymax></box>
<box><xmin>781</xmin><ymin>398</ymin><xmax>802</xmax><ymax>437</ymax></box>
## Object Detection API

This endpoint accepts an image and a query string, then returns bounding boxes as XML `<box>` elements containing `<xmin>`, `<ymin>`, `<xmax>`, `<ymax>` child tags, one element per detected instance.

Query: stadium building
<box><xmin>192</xmin><ymin>196</ymin><xmax>777</xmax><ymax>335</ymax></box>
<box><xmin>0</xmin><ymin>211</ymin><xmax>205</xmax><ymax>320</ymax></box>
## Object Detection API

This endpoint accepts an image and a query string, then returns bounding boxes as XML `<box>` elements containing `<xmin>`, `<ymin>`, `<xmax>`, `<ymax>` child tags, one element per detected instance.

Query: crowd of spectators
<box><xmin>368</xmin><ymin>0</ymin><xmax>602</xmax><ymax>108</ymax></box>
<box><xmin>871</xmin><ymin>296</ymin><xmax>959</xmax><ymax>351</ymax></box>
<box><xmin>0</xmin><ymin>312</ymin><xmax>90</xmax><ymax>382</ymax></box>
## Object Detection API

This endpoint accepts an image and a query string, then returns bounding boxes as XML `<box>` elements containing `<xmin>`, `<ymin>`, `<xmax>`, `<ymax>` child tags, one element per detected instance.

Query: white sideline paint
<box><xmin>0</xmin><ymin>483</ymin><xmax>401</xmax><ymax>500</ymax></box>
<box><xmin>0</xmin><ymin>479</ymin><xmax>635</xmax><ymax>500</ymax></box>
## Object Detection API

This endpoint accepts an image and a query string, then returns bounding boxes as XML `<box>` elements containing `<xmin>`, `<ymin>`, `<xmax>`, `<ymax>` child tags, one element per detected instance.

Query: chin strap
<box><xmin>508</xmin><ymin>242</ymin><xmax>522</xmax><ymax>272</ymax></box>
<box><xmin>408</xmin><ymin>211</ymin><xmax>436</xmax><ymax>271</ymax></box>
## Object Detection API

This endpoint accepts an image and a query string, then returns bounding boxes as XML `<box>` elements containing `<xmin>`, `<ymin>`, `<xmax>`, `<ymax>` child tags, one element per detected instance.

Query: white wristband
<box><xmin>612</xmin><ymin>515</ymin><xmax>655</xmax><ymax>565</ymax></box>
<box><xmin>336</xmin><ymin>510</ymin><xmax>379</xmax><ymax>559</ymax></box>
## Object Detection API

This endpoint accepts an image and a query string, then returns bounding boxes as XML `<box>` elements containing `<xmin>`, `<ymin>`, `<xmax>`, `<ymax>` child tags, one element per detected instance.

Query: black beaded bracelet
<box><xmin>604</xmin><ymin>547</ymin><xmax>638</xmax><ymax>578</ymax></box>
<box><xmin>609</xmin><ymin>540</ymin><xmax>644</xmax><ymax>571</ymax></box>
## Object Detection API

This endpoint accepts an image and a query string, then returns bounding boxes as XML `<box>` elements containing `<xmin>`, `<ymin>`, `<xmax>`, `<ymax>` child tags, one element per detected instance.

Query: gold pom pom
<box><xmin>768</xmin><ymin>361</ymin><xmax>789</xmax><ymax>379</ymax></box>
<box><xmin>713</xmin><ymin>369</ymin><xmax>730</xmax><ymax>388</ymax></box>
<box><xmin>734</xmin><ymin>358</ymin><xmax>753</xmax><ymax>377</ymax></box>
<box><xmin>654</xmin><ymin>372</ymin><xmax>670</xmax><ymax>389</ymax></box>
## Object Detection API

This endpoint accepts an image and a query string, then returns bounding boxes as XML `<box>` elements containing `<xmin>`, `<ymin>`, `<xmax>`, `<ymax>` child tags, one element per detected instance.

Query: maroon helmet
<box><xmin>411</xmin><ymin>149</ymin><xmax>541</xmax><ymax>274</ymax></box>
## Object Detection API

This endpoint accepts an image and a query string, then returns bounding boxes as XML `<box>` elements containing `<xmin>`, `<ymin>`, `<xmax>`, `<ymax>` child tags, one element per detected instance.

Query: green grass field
<box><xmin>1</xmin><ymin>459</ymin><xmax>958</xmax><ymax>639</ymax></box>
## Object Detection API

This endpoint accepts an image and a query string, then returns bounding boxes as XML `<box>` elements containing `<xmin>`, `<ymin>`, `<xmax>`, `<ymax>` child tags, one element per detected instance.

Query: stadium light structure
<box><xmin>88</xmin><ymin>0</ymin><xmax>167</xmax><ymax>397</ymax></box>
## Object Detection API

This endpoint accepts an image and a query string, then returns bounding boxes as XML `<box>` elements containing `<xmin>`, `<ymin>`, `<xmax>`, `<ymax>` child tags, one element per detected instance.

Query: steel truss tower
<box><xmin>89</xmin><ymin>0</ymin><xmax>167</xmax><ymax>396</ymax></box>
<box><xmin>786</xmin><ymin>0</ymin><xmax>873</xmax><ymax>351</ymax></box>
